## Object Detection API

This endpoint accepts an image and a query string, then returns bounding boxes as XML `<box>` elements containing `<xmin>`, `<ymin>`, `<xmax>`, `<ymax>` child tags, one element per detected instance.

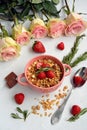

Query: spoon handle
<box><xmin>51</xmin><ymin>90</ymin><xmax>72</xmax><ymax>125</ymax></box>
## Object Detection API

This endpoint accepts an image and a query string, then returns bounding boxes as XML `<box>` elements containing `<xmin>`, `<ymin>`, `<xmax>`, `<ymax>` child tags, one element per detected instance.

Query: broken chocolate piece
<box><xmin>5</xmin><ymin>72</ymin><xmax>18</xmax><ymax>88</ymax></box>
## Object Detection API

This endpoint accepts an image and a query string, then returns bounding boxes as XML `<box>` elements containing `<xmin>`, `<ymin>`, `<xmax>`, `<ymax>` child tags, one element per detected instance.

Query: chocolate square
<box><xmin>6</xmin><ymin>79</ymin><xmax>17</xmax><ymax>88</ymax></box>
<box><xmin>5</xmin><ymin>72</ymin><xmax>17</xmax><ymax>81</ymax></box>
<box><xmin>5</xmin><ymin>72</ymin><xmax>18</xmax><ymax>88</ymax></box>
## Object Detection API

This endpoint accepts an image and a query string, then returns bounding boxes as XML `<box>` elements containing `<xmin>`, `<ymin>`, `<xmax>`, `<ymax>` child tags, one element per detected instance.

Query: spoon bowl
<box><xmin>51</xmin><ymin>67</ymin><xmax>87</xmax><ymax>125</ymax></box>
<box><xmin>73</xmin><ymin>67</ymin><xmax>87</xmax><ymax>87</ymax></box>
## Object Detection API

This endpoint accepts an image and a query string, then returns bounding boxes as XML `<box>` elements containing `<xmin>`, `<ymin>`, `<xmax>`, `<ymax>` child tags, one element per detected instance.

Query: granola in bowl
<box><xmin>26</xmin><ymin>58</ymin><xmax>63</xmax><ymax>88</ymax></box>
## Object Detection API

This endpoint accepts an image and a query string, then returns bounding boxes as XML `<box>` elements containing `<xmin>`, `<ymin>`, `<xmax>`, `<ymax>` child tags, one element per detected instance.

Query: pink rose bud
<box><xmin>47</xmin><ymin>18</ymin><xmax>66</xmax><ymax>38</ymax></box>
<box><xmin>65</xmin><ymin>13</ymin><xmax>87</xmax><ymax>36</ymax></box>
<box><xmin>12</xmin><ymin>24</ymin><xmax>31</xmax><ymax>45</ymax></box>
<box><xmin>29</xmin><ymin>18</ymin><xmax>48</xmax><ymax>39</ymax></box>
<box><xmin>0</xmin><ymin>37</ymin><xmax>21</xmax><ymax>61</ymax></box>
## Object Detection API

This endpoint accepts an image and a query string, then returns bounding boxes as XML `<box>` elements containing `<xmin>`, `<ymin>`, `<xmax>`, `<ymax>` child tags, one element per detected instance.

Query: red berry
<box><xmin>73</xmin><ymin>76</ymin><xmax>84</xmax><ymax>87</ymax></box>
<box><xmin>37</xmin><ymin>71</ymin><xmax>46</xmax><ymax>79</ymax></box>
<box><xmin>14</xmin><ymin>93</ymin><xmax>25</xmax><ymax>104</ymax></box>
<box><xmin>57</xmin><ymin>42</ymin><xmax>64</xmax><ymax>50</ymax></box>
<box><xmin>46</xmin><ymin>70</ymin><xmax>55</xmax><ymax>78</ymax></box>
<box><xmin>32</xmin><ymin>41</ymin><xmax>46</xmax><ymax>53</ymax></box>
<box><xmin>41</xmin><ymin>63</ymin><xmax>50</xmax><ymax>68</ymax></box>
<box><xmin>71</xmin><ymin>105</ymin><xmax>81</xmax><ymax>116</ymax></box>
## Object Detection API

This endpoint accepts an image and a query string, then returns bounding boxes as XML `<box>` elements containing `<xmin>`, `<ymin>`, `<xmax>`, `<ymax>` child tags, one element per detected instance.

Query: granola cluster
<box><xmin>26</xmin><ymin>58</ymin><xmax>63</xmax><ymax>88</ymax></box>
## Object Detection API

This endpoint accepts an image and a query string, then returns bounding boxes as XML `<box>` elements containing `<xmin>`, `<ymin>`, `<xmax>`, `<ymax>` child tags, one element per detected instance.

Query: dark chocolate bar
<box><xmin>5</xmin><ymin>72</ymin><xmax>17</xmax><ymax>88</ymax></box>
<box><xmin>5</xmin><ymin>72</ymin><xmax>17</xmax><ymax>81</ymax></box>
<box><xmin>6</xmin><ymin>79</ymin><xmax>17</xmax><ymax>88</ymax></box>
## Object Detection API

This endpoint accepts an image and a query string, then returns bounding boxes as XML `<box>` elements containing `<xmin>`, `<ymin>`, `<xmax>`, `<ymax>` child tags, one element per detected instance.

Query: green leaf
<box><xmin>21</xmin><ymin>4</ymin><xmax>30</xmax><ymax>17</ymax></box>
<box><xmin>23</xmin><ymin>110</ymin><xmax>29</xmax><ymax>121</ymax></box>
<box><xmin>17</xmin><ymin>0</ymin><xmax>24</xmax><ymax>4</ymax></box>
<box><xmin>52</xmin><ymin>0</ymin><xmax>60</xmax><ymax>5</ymax></box>
<box><xmin>0</xmin><ymin>4</ymin><xmax>7</xmax><ymax>13</ymax></box>
<box><xmin>33</xmin><ymin>3</ymin><xmax>43</xmax><ymax>11</ymax></box>
<box><xmin>43</xmin><ymin>1</ymin><xmax>58</xmax><ymax>14</ymax></box>
<box><xmin>31</xmin><ymin>0</ymin><xmax>42</xmax><ymax>4</ymax></box>
<box><xmin>36</xmin><ymin>67</ymin><xmax>53</xmax><ymax>74</ymax></box>
<box><xmin>79</xmin><ymin>108</ymin><xmax>87</xmax><ymax>116</ymax></box>
<box><xmin>67</xmin><ymin>115</ymin><xmax>79</xmax><ymax>122</ymax></box>
<box><xmin>11</xmin><ymin>113</ymin><xmax>22</xmax><ymax>119</ymax></box>
<box><xmin>16</xmin><ymin>107</ymin><xmax>23</xmax><ymax>113</ymax></box>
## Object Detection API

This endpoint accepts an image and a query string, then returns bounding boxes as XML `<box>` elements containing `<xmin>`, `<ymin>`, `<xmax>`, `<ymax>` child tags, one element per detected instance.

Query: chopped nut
<box><xmin>36</xmin><ymin>105</ymin><xmax>40</xmax><ymax>110</ymax></box>
<box><xmin>63</xmin><ymin>85</ymin><xmax>68</xmax><ymax>91</ymax></box>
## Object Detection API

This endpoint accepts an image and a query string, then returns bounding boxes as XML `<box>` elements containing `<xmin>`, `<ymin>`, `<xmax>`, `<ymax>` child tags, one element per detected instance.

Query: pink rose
<box><xmin>0</xmin><ymin>47</ymin><xmax>17</xmax><ymax>61</ymax></box>
<box><xmin>0</xmin><ymin>37</ymin><xmax>21</xmax><ymax>61</ymax></box>
<box><xmin>65</xmin><ymin>13</ymin><xmax>87</xmax><ymax>36</ymax></box>
<box><xmin>12</xmin><ymin>24</ymin><xmax>31</xmax><ymax>45</ymax></box>
<box><xmin>47</xmin><ymin>18</ymin><xmax>66</xmax><ymax>38</ymax></box>
<box><xmin>29</xmin><ymin>18</ymin><xmax>48</xmax><ymax>39</ymax></box>
<box><xmin>16</xmin><ymin>32</ymin><xmax>31</xmax><ymax>45</ymax></box>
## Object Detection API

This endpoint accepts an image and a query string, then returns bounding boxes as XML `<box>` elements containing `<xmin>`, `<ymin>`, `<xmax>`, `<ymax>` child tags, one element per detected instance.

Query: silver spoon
<box><xmin>51</xmin><ymin>67</ymin><xmax>87</xmax><ymax>125</ymax></box>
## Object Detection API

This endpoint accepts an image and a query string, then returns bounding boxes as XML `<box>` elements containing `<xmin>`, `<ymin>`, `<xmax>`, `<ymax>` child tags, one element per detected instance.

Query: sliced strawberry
<box><xmin>14</xmin><ymin>93</ymin><xmax>25</xmax><ymax>105</ymax></box>
<box><xmin>71</xmin><ymin>105</ymin><xmax>81</xmax><ymax>116</ymax></box>
<box><xmin>57</xmin><ymin>42</ymin><xmax>65</xmax><ymax>50</ymax></box>
<box><xmin>36</xmin><ymin>62</ymin><xmax>43</xmax><ymax>69</ymax></box>
<box><xmin>45</xmin><ymin>70</ymin><xmax>55</xmax><ymax>78</ymax></box>
<box><xmin>37</xmin><ymin>71</ymin><xmax>46</xmax><ymax>79</ymax></box>
<box><xmin>32</xmin><ymin>41</ymin><xmax>46</xmax><ymax>53</ymax></box>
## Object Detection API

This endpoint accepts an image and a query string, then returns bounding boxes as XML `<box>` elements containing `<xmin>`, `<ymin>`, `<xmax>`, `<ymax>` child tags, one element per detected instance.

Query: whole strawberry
<box><xmin>57</xmin><ymin>42</ymin><xmax>65</xmax><ymax>50</ymax></box>
<box><xmin>32</xmin><ymin>41</ymin><xmax>46</xmax><ymax>53</ymax></box>
<box><xmin>37</xmin><ymin>71</ymin><xmax>46</xmax><ymax>79</ymax></box>
<box><xmin>71</xmin><ymin>105</ymin><xmax>81</xmax><ymax>116</ymax></box>
<box><xmin>46</xmin><ymin>70</ymin><xmax>55</xmax><ymax>78</ymax></box>
<box><xmin>14</xmin><ymin>93</ymin><xmax>25</xmax><ymax>105</ymax></box>
<box><xmin>73</xmin><ymin>76</ymin><xmax>84</xmax><ymax>87</ymax></box>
